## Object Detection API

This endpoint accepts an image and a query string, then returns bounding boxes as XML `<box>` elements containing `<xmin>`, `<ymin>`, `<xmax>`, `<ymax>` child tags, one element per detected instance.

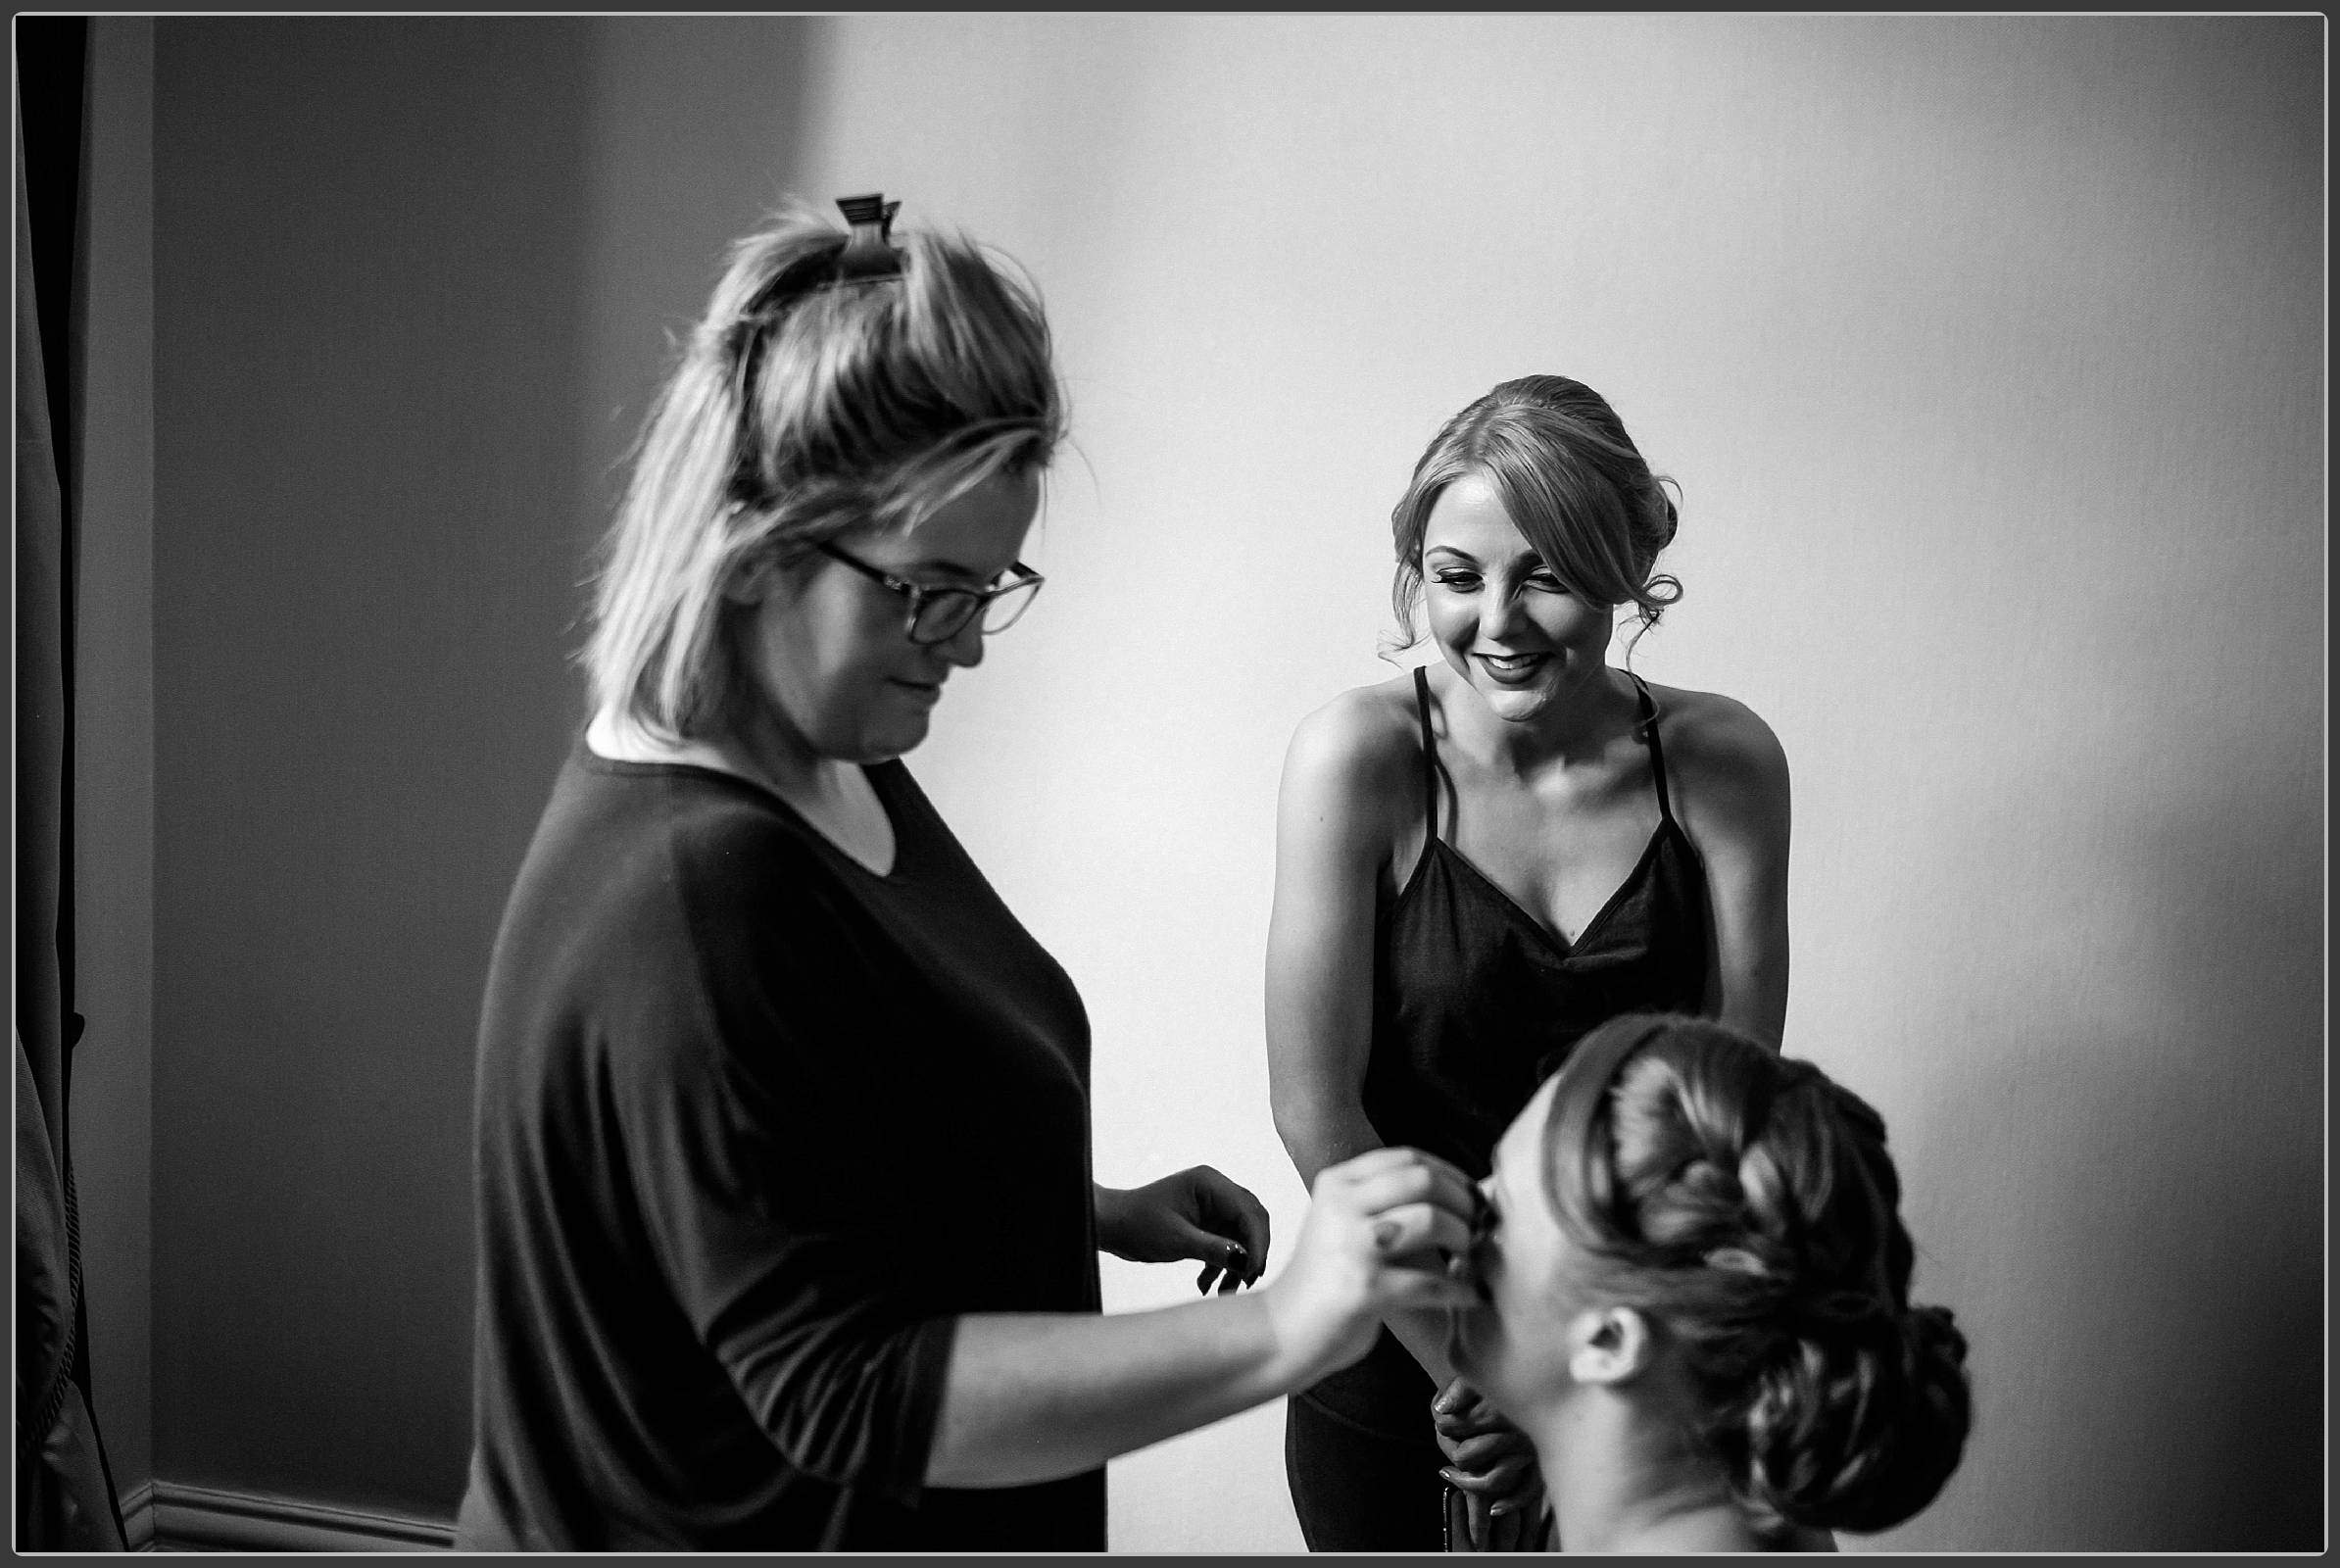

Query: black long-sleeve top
<box><xmin>456</xmin><ymin>744</ymin><xmax>1104</xmax><ymax>1550</ymax></box>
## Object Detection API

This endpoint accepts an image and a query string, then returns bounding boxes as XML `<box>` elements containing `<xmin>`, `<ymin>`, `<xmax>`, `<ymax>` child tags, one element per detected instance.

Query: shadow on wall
<box><xmin>2078</xmin><ymin>773</ymin><xmax>2321</xmax><ymax>1550</ymax></box>
<box><xmin>577</xmin><ymin>17</ymin><xmax>831</xmax><ymax>535</ymax></box>
<box><xmin>155</xmin><ymin>16</ymin><xmax>595</xmax><ymax>1515</ymax></box>
<box><xmin>149</xmin><ymin>15</ymin><xmax>810</xmax><ymax>1524</ymax></box>
<box><xmin>1896</xmin><ymin>765</ymin><xmax>2322</xmax><ymax>1551</ymax></box>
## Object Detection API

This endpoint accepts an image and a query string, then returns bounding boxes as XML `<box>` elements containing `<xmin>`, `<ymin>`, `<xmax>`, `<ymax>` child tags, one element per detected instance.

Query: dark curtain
<box><xmin>15</xmin><ymin>19</ymin><xmax>125</xmax><ymax>1549</ymax></box>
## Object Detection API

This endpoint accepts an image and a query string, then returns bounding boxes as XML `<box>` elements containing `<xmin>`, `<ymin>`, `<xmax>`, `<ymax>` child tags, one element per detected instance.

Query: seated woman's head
<box><xmin>587</xmin><ymin>196</ymin><xmax>1064</xmax><ymax>760</ymax></box>
<box><xmin>1451</xmin><ymin>1013</ymin><xmax>1971</xmax><ymax>1539</ymax></box>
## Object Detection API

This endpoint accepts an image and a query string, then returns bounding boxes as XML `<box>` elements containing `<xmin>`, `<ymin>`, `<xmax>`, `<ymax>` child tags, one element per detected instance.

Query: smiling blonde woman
<box><xmin>1267</xmin><ymin>375</ymin><xmax>1793</xmax><ymax>1549</ymax></box>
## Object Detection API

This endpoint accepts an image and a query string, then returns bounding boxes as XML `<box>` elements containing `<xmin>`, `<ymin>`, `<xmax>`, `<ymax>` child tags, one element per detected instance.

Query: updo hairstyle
<box><xmin>584</xmin><ymin>200</ymin><xmax>1065</xmax><ymax>741</ymax></box>
<box><xmin>1541</xmin><ymin>1014</ymin><xmax>1972</xmax><ymax>1536</ymax></box>
<box><xmin>1389</xmin><ymin>374</ymin><xmax>1682</xmax><ymax>646</ymax></box>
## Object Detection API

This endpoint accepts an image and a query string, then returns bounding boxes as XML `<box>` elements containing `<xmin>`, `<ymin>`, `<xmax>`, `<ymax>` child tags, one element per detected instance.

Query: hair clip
<box><xmin>830</xmin><ymin>193</ymin><xmax>905</xmax><ymax>286</ymax></box>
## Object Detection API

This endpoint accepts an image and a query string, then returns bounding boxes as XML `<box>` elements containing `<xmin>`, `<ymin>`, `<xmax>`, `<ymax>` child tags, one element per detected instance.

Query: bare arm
<box><xmin>932</xmin><ymin>1298</ymin><xmax>1285</xmax><ymax>1487</ymax></box>
<box><xmin>1262</xmin><ymin>696</ymin><xmax>1461</xmax><ymax>1389</ymax></box>
<box><xmin>1265</xmin><ymin>697</ymin><xmax>1393</xmax><ymax>1187</ymax></box>
<box><xmin>927</xmin><ymin>1148</ymin><xmax>1480</xmax><ymax>1487</ymax></box>
<box><xmin>1677</xmin><ymin>694</ymin><xmax>1792</xmax><ymax>1050</ymax></box>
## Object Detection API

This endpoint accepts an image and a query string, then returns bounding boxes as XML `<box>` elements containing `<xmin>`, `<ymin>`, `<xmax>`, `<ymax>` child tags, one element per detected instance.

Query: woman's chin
<box><xmin>1476</xmin><ymin>684</ymin><xmax>1557</xmax><ymax>724</ymax></box>
<box><xmin>852</xmin><ymin>711</ymin><xmax>932</xmax><ymax>763</ymax></box>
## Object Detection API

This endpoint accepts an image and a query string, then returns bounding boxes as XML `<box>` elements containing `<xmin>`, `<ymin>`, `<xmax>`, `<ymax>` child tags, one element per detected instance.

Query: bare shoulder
<box><xmin>1637</xmin><ymin>680</ymin><xmax>1790</xmax><ymax>854</ymax></box>
<box><xmin>1281</xmin><ymin>672</ymin><xmax>1426</xmax><ymax>817</ymax></box>
<box><xmin>1638</xmin><ymin>680</ymin><xmax>1788</xmax><ymax>786</ymax></box>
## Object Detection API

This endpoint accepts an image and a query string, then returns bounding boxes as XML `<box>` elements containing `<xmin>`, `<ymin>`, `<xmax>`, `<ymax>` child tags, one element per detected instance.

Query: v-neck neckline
<box><xmin>1427</xmin><ymin>821</ymin><xmax>1671</xmax><ymax>958</ymax></box>
<box><xmin>582</xmin><ymin>744</ymin><xmax>911</xmax><ymax>884</ymax></box>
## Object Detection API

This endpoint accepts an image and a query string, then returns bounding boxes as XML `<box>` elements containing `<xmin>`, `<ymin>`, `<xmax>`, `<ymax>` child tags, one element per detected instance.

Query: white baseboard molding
<box><xmin>121</xmin><ymin>1481</ymin><xmax>156</xmax><ymax>1551</ymax></box>
<box><xmin>138</xmin><ymin>1480</ymin><xmax>454</xmax><ymax>1552</ymax></box>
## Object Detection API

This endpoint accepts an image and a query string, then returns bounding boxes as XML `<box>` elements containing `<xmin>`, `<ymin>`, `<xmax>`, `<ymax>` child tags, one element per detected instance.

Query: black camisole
<box><xmin>1287</xmin><ymin>665</ymin><xmax>1722</xmax><ymax>1527</ymax></box>
<box><xmin>1360</xmin><ymin>664</ymin><xmax>1714</xmax><ymax>1182</ymax></box>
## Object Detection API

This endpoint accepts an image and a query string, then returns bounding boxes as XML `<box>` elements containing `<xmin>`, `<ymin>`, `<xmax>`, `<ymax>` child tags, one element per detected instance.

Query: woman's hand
<box><xmin>1096</xmin><ymin>1167</ymin><xmax>1272</xmax><ymax>1294</ymax></box>
<box><xmin>1260</xmin><ymin>1147</ymin><xmax>1481</xmax><ymax>1385</ymax></box>
<box><xmin>1432</xmin><ymin>1377</ymin><xmax>1545</xmax><ymax>1549</ymax></box>
<box><xmin>932</xmin><ymin>1149</ymin><xmax>1474</xmax><ymax>1490</ymax></box>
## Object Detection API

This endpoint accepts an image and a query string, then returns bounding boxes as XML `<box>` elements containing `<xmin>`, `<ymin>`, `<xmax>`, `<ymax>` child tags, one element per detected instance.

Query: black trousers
<box><xmin>1283</xmin><ymin>1329</ymin><xmax>1446</xmax><ymax>1552</ymax></box>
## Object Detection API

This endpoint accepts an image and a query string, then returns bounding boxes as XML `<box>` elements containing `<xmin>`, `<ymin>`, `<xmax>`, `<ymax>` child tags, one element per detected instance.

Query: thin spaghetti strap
<box><xmin>1628</xmin><ymin>672</ymin><xmax>1678</xmax><ymax>826</ymax></box>
<box><xmin>1413</xmin><ymin>664</ymin><xmax>1440</xmax><ymax>842</ymax></box>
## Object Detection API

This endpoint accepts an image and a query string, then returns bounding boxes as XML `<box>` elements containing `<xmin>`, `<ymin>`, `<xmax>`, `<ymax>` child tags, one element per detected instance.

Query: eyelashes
<box><xmin>1427</xmin><ymin>570</ymin><xmax>1570</xmax><ymax>594</ymax></box>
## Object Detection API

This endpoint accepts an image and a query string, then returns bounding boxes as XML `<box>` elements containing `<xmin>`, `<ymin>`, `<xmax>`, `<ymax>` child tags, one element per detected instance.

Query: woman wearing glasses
<box><xmin>1266</xmin><ymin>376</ymin><xmax>1795</xmax><ymax>1549</ymax></box>
<box><xmin>456</xmin><ymin>199</ymin><xmax>1483</xmax><ymax>1551</ymax></box>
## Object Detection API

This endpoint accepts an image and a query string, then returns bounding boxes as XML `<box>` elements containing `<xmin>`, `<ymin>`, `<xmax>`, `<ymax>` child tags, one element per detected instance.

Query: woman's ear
<box><xmin>1567</xmin><ymin>1304</ymin><xmax>1655</xmax><ymax>1387</ymax></box>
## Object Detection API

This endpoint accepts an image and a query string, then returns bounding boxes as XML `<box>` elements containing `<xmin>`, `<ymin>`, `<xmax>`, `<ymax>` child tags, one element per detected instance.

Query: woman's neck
<box><xmin>588</xmin><ymin>706</ymin><xmax>895</xmax><ymax>874</ymax></box>
<box><xmin>1441</xmin><ymin>660</ymin><xmax>1638</xmax><ymax>776</ymax></box>
<box><xmin>587</xmin><ymin>706</ymin><xmax>842</xmax><ymax>807</ymax></box>
<box><xmin>1528</xmin><ymin>1393</ymin><xmax>1760</xmax><ymax>1553</ymax></box>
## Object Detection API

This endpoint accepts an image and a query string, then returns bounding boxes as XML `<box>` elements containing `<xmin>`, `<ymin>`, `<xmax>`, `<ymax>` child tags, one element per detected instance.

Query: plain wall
<box><xmin>73</xmin><ymin>12</ymin><xmax>157</xmax><ymax>1503</ymax></box>
<box><xmin>144</xmin><ymin>14</ymin><xmax>829</xmax><ymax>1522</ymax></box>
<box><xmin>123</xmin><ymin>15</ymin><xmax>2318</xmax><ymax>1550</ymax></box>
<box><xmin>150</xmin><ymin>19</ymin><xmax>598</xmax><ymax>1513</ymax></box>
<box><xmin>773</xmin><ymin>16</ymin><xmax>2322</xmax><ymax>1552</ymax></box>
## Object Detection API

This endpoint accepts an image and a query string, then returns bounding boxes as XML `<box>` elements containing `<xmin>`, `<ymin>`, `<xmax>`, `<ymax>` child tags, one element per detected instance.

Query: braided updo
<box><xmin>1542</xmin><ymin>1014</ymin><xmax>1972</xmax><ymax>1536</ymax></box>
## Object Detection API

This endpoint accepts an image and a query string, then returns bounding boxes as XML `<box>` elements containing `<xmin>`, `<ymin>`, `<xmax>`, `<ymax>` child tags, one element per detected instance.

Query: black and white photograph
<box><xmin>16</xmin><ymin>12</ymin><xmax>2322</xmax><ymax>1555</ymax></box>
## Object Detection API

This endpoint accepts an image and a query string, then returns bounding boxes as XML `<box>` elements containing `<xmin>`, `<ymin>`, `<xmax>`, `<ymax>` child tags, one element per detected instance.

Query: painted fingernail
<box><xmin>1373</xmin><ymin>1219</ymin><xmax>1401</xmax><ymax>1251</ymax></box>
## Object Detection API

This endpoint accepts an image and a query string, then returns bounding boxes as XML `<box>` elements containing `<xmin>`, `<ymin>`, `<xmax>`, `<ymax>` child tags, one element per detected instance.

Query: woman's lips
<box><xmin>1474</xmin><ymin>651</ymin><xmax>1549</xmax><ymax>686</ymax></box>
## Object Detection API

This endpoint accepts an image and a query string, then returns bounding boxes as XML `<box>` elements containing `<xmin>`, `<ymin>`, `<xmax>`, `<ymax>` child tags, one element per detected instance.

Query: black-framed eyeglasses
<box><xmin>815</xmin><ymin>541</ymin><xmax>1046</xmax><ymax>647</ymax></box>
